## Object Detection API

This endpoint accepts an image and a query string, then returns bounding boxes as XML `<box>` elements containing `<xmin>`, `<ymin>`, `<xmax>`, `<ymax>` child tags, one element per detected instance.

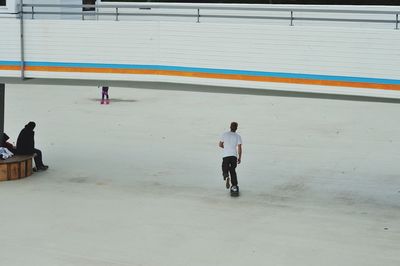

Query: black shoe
<box><xmin>38</xmin><ymin>165</ymin><xmax>49</xmax><ymax>171</ymax></box>
<box><xmin>230</xmin><ymin>186</ymin><xmax>239</xmax><ymax>193</ymax></box>
<box><xmin>32</xmin><ymin>167</ymin><xmax>38</xmax><ymax>172</ymax></box>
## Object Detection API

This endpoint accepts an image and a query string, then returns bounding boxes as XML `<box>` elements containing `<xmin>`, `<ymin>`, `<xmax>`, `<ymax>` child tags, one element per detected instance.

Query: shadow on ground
<box><xmin>2</xmin><ymin>77</ymin><xmax>400</xmax><ymax>104</ymax></box>
<box><xmin>89</xmin><ymin>98</ymin><xmax>137</xmax><ymax>103</ymax></box>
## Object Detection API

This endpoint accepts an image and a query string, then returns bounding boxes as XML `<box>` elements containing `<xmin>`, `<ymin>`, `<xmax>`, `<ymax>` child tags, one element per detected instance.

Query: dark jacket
<box><xmin>1</xmin><ymin>133</ymin><xmax>16</xmax><ymax>153</ymax></box>
<box><xmin>1</xmin><ymin>133</ymin><xmax>10</xmax><ymax>147</ymax></box>
<box><xmin>16</xmin><ymin>123</ymin><xmax>35</xmax><ymax>155</ymax></box>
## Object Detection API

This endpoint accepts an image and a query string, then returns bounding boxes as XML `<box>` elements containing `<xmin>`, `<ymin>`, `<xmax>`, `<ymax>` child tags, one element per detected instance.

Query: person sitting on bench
<box><xmin>16</xmin><ymin>121</ymin><xmax>48</xmax><ymax>171</ymax></box>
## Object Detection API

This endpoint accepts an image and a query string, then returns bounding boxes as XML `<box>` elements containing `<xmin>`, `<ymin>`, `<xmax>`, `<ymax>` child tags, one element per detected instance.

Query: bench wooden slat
<box><xmin>0</xmin><ymin>155</ymin><xmax>35</xmax><ymax>181</ymax></box>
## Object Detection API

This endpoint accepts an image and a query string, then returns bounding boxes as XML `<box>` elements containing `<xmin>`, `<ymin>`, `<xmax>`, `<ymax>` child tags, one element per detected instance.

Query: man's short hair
<box><xmin>230</xmin><ymin>122</ymin><xmax>238</xmax><ymax>132</ymax></box>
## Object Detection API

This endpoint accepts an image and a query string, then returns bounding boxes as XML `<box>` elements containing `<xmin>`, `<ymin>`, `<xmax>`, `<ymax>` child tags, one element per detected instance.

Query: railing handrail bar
<box><xmin>20</xmin><ymin>3</ymin><xmax>400</xmax><ymax>15</ymax></box>
<box><xmin>25</xmin><ymin>11</ymin><xmax>398</xmax><ymax>24</ymax></box>
<box><xmin>26</xmin><ymin>11</ymin><xmax>398</xmax><ymax>25</ymax></box>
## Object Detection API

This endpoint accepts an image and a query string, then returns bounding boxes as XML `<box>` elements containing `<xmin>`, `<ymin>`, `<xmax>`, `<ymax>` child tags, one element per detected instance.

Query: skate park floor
<box><xmin>0</xmin><ymin>83</ymin><xmax>399</xmax><ymax>266</ymax></box>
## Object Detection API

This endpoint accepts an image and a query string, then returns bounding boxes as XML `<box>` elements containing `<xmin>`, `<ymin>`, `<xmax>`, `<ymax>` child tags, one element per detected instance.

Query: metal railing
<box><xmin>19</xmin><ymin>3</ymin><xmax>400</xmax><ymax>29</ymax></box>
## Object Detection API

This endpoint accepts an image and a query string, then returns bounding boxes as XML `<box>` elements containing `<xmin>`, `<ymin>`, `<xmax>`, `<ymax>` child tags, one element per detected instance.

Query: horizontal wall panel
<box><xmin>0</xmin><ymin>20</ymin><xmax>21</xmax><ymax>60</ymax></box>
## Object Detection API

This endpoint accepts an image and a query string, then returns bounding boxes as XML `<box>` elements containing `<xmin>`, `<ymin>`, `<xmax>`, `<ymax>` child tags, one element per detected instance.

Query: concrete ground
<box><xmin>0</xmin><ymin>83</ymin><xmax>399</xmax><ymax>266</ymax></box>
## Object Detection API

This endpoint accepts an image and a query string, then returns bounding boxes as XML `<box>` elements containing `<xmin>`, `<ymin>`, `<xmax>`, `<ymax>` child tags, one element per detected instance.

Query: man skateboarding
<box><xmin>219</xmin><ymin>122</ymin><xmax>242</xmax><ymax>196</ymax></box>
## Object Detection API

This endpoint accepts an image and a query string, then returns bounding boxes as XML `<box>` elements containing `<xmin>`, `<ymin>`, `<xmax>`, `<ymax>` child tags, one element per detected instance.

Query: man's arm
<box><xmin>219</xmin><ymin>141</ymin><xmax>224</xmax><ymax>148</ymax></box>
<box><xmin>237</xmin><ymin>144</ymin><xmax>242</xmax><ymax>164</ymax></box>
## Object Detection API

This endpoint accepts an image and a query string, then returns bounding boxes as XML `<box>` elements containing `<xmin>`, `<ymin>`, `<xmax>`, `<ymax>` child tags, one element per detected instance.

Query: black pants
<box><xmin>102</xmin><ymin>88</ymin><xmax>109</xmax><ymax>100</ymax></box>
<box><xmin>222</xmin><ymin>156</ymin><xmax>238</xmax><ymax>187</ymax></box>
<box><xmin>33</xmin><ymin>148</ymin><xmax>45</xmax><ymax>168</ymax></box>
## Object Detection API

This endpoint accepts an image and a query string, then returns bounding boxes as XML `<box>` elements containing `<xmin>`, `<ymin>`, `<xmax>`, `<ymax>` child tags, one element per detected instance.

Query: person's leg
<box><xmin>228</xmin><ymin>156</ymin><xmax>238</xmax><ymax>187</ymax></box>
<box><xmin>33</xmin><ymin>148</ymin><xmax>48</xmax><ymax>170</ymax></box>
<box><xmin>222</xmin><ymin>157</ymin><xmax>229</xmax><ymax>179</ymax></box>
<box><xmin>33</xmin><ymin>148</ymin><xmax>44</xmax><ymax>168</ymax></box>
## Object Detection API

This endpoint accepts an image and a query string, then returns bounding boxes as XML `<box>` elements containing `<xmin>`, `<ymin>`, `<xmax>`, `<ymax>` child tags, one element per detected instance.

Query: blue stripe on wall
<box><xmin>1</xmin><ymin>60</ymin><xmax>400</xmax><ymax>85</ymax></box>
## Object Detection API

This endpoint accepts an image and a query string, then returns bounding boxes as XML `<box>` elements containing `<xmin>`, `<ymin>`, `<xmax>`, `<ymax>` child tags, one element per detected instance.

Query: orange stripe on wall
<box><xmin>156</xmin><ymin>70</ymin><xmax>400</xmax><ymax>91</ymax></box>
<box><xmin>0</xmin><ymin>66</ymin><xmax>20</xmax><ymax>70</ymax></box>
<box><xmin>21</xmin><ymin>66</ymin><xmax>400</xmax><ymax>91</ymax></box>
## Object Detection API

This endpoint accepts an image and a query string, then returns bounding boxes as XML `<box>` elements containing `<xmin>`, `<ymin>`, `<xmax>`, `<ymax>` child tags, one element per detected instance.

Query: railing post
<box><xmin>197</xmin><ymin>9</ymin><xmax>200</xmax><ymax>23</ymax></box>
<box><xmin>290</xmin><ymin>10</ymin><xmax>294</xmax><ymax>26</ymax></box>
<box><xmin>0</xmin><ymin>83</ymin><xmax>4</xmax><ymax>140</ymax></box>
<box><xmin>31</xmin><ymin>6</ymin><xmax>34</xmax><ymax>19</ymax></box>
<box><xmin>19</xmin><ymin>0</ymin><xmax>25</xmax><ymax>80</ymax></box>
<box><xmin>116</xmin><ymin>7</ymin><xmax>119</xmax><ymax>21</ymax></box>
<box><xmin>396</xmin><ymin>14</ymin><xmax>399</xmax><ymax>30</ymax></box>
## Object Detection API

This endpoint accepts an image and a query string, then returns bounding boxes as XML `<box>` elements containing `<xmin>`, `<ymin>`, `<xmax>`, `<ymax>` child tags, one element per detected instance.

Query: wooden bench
<box><xmin>0</xmin><ymin>155</ymin><xmax>34</xmax><ymax>181</ymax></box>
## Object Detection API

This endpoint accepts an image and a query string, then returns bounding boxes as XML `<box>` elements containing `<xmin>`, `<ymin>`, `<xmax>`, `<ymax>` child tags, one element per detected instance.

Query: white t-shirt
<box><xmin>220</xmin><ymin>131</ymin><xmax>242</xmax><ymax>158</ymax></box>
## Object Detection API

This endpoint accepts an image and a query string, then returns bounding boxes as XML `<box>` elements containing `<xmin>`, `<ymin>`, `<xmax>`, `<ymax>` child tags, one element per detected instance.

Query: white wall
<box><xmin>0</xmin><ymin>19</ymin><xmax>20</xmax><ymax>77</ymax></box>
<box><xmin>1</xmin><ymin>4</ymin><xmax>400</xmax><ymax>98</ymax></box>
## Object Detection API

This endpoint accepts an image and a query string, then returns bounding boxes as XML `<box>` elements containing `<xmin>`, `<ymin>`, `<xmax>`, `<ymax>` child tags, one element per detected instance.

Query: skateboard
<box><xmin>230</xmin><ymin>186</ymin><xmax>239</xmax><ymax>197</ymax></box>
